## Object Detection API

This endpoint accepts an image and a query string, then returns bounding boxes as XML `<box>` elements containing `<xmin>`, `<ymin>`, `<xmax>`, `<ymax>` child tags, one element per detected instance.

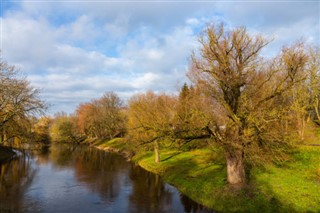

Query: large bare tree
<box><xmin>189</xmin><ymin>24</ymin><xmax>309</xmax><ymax>185</ymax></box>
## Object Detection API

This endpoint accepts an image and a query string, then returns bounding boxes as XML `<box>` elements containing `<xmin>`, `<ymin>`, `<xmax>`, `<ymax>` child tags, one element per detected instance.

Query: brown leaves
<box><xmin>75</xmin><ymin>92</ymin><xmax>126</xmax><ymax>139</ymax></box>
<box><xmin>127</xmin><ymin>91</ymin><xmax>177</xmax><ymax>146</ymax></box>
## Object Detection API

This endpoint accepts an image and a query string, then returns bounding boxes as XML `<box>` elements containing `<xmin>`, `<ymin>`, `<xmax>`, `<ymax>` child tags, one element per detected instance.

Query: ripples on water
<box><xmin>0</xmin><ymin>144</ymin><xmax>214</xmax><ymax>213</ymax></box>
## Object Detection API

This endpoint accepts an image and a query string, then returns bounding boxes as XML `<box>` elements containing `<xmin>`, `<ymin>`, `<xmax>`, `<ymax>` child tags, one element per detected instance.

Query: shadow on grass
<box><xmin>148</xmin><ymin>150</ymin><xmax>301</xmax><ymax>213</ymax></box>
<box><xmin>161</xmin><ymin>151</ymin><xmax>183</xmax><ymax>161</ymax></box>
<box><xmin>245</xmin><ymin>180</ymin><xmax>300</xmax><ymax>213</ymax></box>
<box><xmin>133</xmin><ymin>151</ymin><xmax>154</xmax><ymax>162</ymax></box>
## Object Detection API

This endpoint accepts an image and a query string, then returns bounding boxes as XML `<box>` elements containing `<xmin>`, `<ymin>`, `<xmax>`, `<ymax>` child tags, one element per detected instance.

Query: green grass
<box><xmin>132</xmin><ymin>146</ymin><xmax>320</xmax><ymax>212</ymax></box>
<box><xmin>91</xmin><ymin>138</ymin><xmax>320</xmax><ymax>212</ymax></box>
<box><xmin>252</xmin><ymin>146</ymin><xmax>320</xmax><ymax>212</ymax></box>
<box><xmin>88</xmin><ymin>137</ymin><xmax>135</xmax><ymax>158</ymax></box>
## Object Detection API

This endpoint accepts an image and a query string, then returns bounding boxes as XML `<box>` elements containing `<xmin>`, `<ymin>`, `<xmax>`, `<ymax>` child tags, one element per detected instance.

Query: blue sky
<box><xmin>1</xmin><ymin>0</ymin><xmax>319</xmax><ymax>115</ymax></box>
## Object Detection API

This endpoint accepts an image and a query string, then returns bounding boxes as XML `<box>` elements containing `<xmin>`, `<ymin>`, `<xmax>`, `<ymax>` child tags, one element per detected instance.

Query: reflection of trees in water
<box><xmin>33</xmin><ymin>145</ymin><xmax>51</xmax><ymax>165</ymax></box>
<box><xmin>0</xmin><ymin>154</ymin><xmax>37</xmax><ymax>212</ymax></box>
<box><xmin>48</xmin><ymin>144</ymin><xmax>212</xmax><ymax>212</ymax></box>
<box><xmin>180</xmin><ymin>194</ymin><xmax>201</xmax><ymax>213</ymax></box>
<box><xmin>49</xmin><ymin>143</ymin><xmax>79</xmax><ymax>168</ymax></box>
<box><xmin>180</xmin><ymin>194</ymin><xmax>214</xmax><ymax>213</ymax></box>
<box><xmin>73</xmin><ymin>147</ymin><xmax>129</xmax><ymax>202</ymax></box>
<box><xmin>128</xmin><ymin>164</ymin><xmax>174</xmax><ymax>213</ymax></box>
<box><xmin>0</xmin><ymin>144</ymin><xmax>213</xmax><ymax>213</ymax></box>
<box><xmin>49</xmin><ymin>144</ymin><xmax>129</xmax><ymax>202</ymax></box>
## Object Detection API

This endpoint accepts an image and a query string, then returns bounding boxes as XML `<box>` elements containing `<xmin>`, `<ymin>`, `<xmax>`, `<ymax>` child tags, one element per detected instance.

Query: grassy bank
<box><xmin>85</xmin><ymin>138</ymin><xmax>135</xmax><ymax>159</ymax></box>
<box><xmin>92</xmin><ymin>138</ymin><xmax>320</xmax><ymax>212</ymax></box>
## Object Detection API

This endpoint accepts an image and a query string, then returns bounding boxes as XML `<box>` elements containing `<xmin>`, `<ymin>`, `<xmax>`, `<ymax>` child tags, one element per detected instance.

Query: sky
<box><xmin>0</xmin><ymin>0</ymin><xmax>319</xmax><ymax>115</ymax></box>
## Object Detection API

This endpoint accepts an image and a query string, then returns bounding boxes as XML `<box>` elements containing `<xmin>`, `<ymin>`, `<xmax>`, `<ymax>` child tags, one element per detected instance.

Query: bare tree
<box><xmin>189</xmin><ymin>23</ymin><xmax>309</xmax><ymax>185</ymax></box>
<box><xmin>0</xmin><ymin>60</ymin><xmax>46</xmax><ymax>144</ymax></box>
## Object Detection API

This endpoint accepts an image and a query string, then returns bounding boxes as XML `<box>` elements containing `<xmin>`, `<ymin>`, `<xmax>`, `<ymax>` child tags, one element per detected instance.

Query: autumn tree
<box><xmin>189</xmin><ymin>23</ymin><xmax>310</xmax><ymax>185</ymax></box>
<box><xmin>74</xmin><ymin>92</ymin><xmax>126</xmax><ymax>139</ymax></box>
<box><xmin>32</xmin><ymin>116</ymin><xmax>51</xmax><ymax>144</ymax></box>
<box><xmin>1</xmin><ymin>115</ymin><xmax>33</xmax><ymax>146</ymax></box>
<box><xmin>75</xmin><ymin>102</ymin><xmax>95</xmax><ymax>137</ymax></box>
<box><xmin>173</xmin><ymin>83</ymin><xmax>219</xmax><ymax>149</ymax></box>
<box><xmin>0</xmin><ymin>59</ymin><xmax>46</xmax><ymax>145</ymax></box>
<box><xmin>50</xmin><ymin>112</ymin><xmax>79</xmax><ymax>143</ymax></box>
<box><xmin>92</xmin><ymin>92</ymin><xmax>126</xmax><ymax>139</ymax></box>
<box><xmin>278</xmin><ymin>43</ymin><xmax>313</xmax><ymax>141</ymax></box>
<box><xmin>128</xmin><ymin>92</ymin><xmax>177</xmax><ymax>163</ymax></box>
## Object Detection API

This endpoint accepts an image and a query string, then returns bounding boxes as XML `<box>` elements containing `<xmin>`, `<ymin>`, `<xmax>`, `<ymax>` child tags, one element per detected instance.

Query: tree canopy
<box><xmin>189</xmin><ymin>23</ymin><xmax>316</xmax><ymax>184</ymax></box>
<box><xmin>0</xmin><ymin>59</ymin><xmax>46</xmax><ymax>145</ymax></box>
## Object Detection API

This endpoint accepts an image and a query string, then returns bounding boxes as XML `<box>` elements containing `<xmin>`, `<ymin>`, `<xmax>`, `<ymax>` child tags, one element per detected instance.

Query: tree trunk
<box><xmin>154</xmin><ymin>141</ymin><xmax>160</xmax><ymax>163</ymax></box>
<box><xmin>298</xmin><ymin>116</ymin><xmax>306</xmax><ymax>141</ymax></box>
<box><xmin>226</xmin><ymin>150</ymin><xmax>246</xmax><ymax>185</ymax></box>
<box><xmin>315</xmin><ymin>99</ymin><xmax>320</xmax><ymax>124</ymax></box>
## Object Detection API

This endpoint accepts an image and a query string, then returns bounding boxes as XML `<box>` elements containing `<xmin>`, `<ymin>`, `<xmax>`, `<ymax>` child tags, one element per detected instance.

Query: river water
<box><xmin>0</xmin><ymin>144</ymin><xmax>213</xmax><ymax>213</ymax></box>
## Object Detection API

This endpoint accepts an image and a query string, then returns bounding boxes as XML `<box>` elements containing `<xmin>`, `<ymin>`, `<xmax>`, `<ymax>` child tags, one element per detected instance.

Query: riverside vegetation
<box><xmin>1</xmin><ymin>23</ymin><xmax>320</xmax><ymax>212</ymax></box>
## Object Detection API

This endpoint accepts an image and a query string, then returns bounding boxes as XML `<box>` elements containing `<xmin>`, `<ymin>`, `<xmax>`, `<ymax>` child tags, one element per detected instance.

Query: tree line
<box><xmin>50</xmin><ymin>92</ymin><xmax>126</xmax><ymax>143</ymax></box>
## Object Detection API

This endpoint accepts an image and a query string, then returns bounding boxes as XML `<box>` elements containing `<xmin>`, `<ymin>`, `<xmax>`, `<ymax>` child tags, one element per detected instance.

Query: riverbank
<box><xmin>85</xmin><ymin>138</ymin><xmax>135</xmax><ymax>160</ymax></box>
<box><xmin>88</xmin><ymin>138</ymin><xmax>320</xmax><ymax>212</ymax></box>
<box><xmin>0</xmin><ymin>146</ymin><xmax>16</xmax><ymax>163</ymax></box>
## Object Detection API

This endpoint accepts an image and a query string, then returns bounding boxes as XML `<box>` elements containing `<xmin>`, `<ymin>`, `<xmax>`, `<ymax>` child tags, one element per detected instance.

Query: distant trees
<box><xmin>50</xmin><ymin>92</ymin><xmax>127</xmax><ymax>143</ymax></box>
<box><xmin>76</xmin><ymin>102</ymin><xmax>93</xmax><ymax>137</ymax></box>
<box><xmin>0</xmin><ymin>59</ymin><xmax>46</xmax><ymax>146</ymax></box>
<box><xmin>75</xmin><ymin>92</ymin><xmax>126</xmax><ymax>139</ymax></box>
<box><xmin>50</xmin><ymin>112</ymin><xmax>79</xmax><ymax>143</ymax></box>
<box><xmin>89</xmin><ymin>92</ymin><xmax>126</xmax><ymax>139</ymax></box>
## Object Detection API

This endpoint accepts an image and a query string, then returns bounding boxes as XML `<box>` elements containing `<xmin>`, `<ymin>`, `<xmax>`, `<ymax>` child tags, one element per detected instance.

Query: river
<box><xmin>0</xmin><ymin>143</ymin><xmax>214</xmax><ymax>213</ymax></box>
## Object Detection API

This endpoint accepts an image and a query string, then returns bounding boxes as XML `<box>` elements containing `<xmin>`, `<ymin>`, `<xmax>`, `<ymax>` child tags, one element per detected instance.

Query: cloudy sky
<box><xmin>1</xmin><ymin>0</ymin><xmax>319</xmax><ymax>114</ymax></box>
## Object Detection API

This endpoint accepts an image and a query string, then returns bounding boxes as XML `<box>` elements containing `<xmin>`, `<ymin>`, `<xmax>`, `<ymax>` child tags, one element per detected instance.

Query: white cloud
<box><xmin>57</xmin><ymin>15</ymin><xmax>99</xmax><ymax>42</ymax></box>
<box><xmin>131</xmin><ymin>72</ymin><xmax>160</xmax><ymax>89</ymax></box>
<box><xmin>2</xmin><ymin>13</ymin><xmax>55</xmax><ymax>66</ymax></box>
<box><xmin>215</xmin><ymin>2</ymin><xmax>319</xmax><ymax>45</ymax></box>
<box><xmin>104</xmin><ymin>14</ymin><xmax>130</xmax><ymax>39</ymax></box>
<box><xmin>186</xmin><ymin>18</ymin><xmax>200</xmax><ymax>26</ymax></box>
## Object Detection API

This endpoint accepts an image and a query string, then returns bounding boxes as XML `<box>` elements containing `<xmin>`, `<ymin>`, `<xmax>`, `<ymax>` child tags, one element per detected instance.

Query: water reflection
<box><xmin>0</xmin><ymin>144</ymin><xmax>214</xmax><ymax>213</ymax></box>
<box><xmin>0</xmin><ymin>153</ymin><xmax>38</xmax><ymax>212</ymax></box>
<box><xmin>128</xmin><ymin>165</ymin><xmax>175</xmax><ymax>213</ymax></box>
